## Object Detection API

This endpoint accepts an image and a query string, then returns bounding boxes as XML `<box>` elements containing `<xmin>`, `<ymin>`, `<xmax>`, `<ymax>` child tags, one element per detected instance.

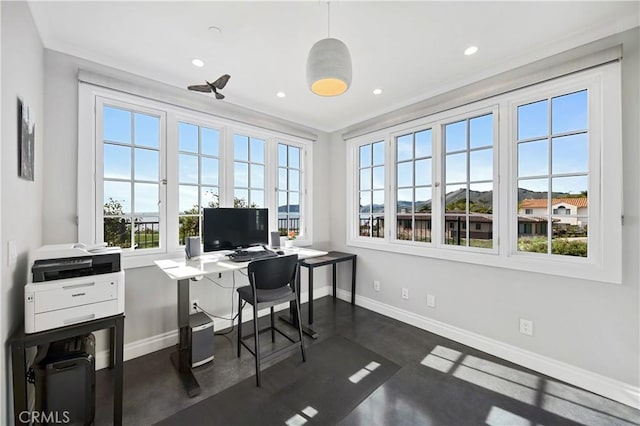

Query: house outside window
<box><xmin>443</xmin><ymin>113</ymin><xmax>494</xmax><ymax>249</ymax></box>
<box><xmin>516</xmin><ymin>89</ymin><xmax>589</xmax><ymax>257</ymax></box>
<box><xmin>395</xmin><ymin>130</ymin><xmax>432</xmax><ymax>242</ymax></box>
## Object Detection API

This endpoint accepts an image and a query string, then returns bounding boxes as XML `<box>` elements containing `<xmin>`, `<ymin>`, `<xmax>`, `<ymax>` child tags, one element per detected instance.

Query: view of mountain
<box><xmin>360</xmin><ymin>188</ymin><xmax>584</xmax><ymax>213</ymax></box>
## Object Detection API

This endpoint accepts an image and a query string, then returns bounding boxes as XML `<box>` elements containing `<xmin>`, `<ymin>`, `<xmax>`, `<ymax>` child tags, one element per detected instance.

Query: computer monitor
<box><xmin>203</xmin><ymin>208</ymin><xmax>269</xmax><ymax>252</ymax></box>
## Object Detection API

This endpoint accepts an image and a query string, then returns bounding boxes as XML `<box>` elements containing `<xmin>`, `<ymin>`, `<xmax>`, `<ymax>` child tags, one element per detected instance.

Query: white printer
<box><xmin>24</xmin><ymin>243</ymin><xmax>125</xmax><ymax>334</ymax></box>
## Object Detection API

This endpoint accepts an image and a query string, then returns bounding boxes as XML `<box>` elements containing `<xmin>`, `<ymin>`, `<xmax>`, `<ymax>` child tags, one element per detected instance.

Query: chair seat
<box><xmin>237</xmin><ymin>284</ymin><xmax>294</xmax><ymax>303</ymax></box>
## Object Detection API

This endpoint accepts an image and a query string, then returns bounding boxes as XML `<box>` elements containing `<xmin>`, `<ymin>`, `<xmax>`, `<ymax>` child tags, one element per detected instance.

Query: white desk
<box><xmin>155</xmin><ymin>247</ymin><xmax>327</xmax><ymax>397</ymax></box>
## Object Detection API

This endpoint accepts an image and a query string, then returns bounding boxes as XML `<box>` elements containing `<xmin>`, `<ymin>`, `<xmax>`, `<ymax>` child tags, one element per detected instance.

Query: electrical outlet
<box><xmin>427</xmin><ymin>294</ymin><xmax>436</xmax><ymax>307</ymax></box>
<box><xmin>519</xmin><ymin>318</ymin><xmax>533</xmax><ymax>336</ymax></box>
<box><xmin>401</xmin><ymin>288</ymin><xmax>409</xmax><ymax>299</ymax></box>
<box><xmin>373</xmin><ymin>280</ymin><xmax>380</xmax><ymax>291</ymax></box>
<box><xmin>191</xmin><ymin>299</ymin><xmax>199</xmax><ymax>313</ymax></box>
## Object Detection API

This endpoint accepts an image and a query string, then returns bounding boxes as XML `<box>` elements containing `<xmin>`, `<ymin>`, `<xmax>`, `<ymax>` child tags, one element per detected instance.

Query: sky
<box><xmin>103</xmin><ymin>89</ymin><xmax>587</xmax><ymax>219</ymax></box>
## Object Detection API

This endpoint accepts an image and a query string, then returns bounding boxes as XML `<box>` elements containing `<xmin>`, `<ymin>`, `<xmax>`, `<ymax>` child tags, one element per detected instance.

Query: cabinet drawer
<box><xmin>33</xmin><ymin>300</ymin><xmax>119</xmax><ymax>333</ymax></box>
<box><xmin>34</xmin><ymin>277</ymin><xmax>119</xmax><ymax>313</ymax></box>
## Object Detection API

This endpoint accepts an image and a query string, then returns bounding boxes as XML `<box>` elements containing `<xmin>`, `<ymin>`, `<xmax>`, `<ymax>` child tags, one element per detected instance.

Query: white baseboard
<box><xmin>94</xmin><ymin>286</ymin><xmax>331</xmax><ymax>370</ymax></box>
<box><xmin>334</xmin><ymin>288</ymin><xmax>640</xmax><ymax>410</ymax></box>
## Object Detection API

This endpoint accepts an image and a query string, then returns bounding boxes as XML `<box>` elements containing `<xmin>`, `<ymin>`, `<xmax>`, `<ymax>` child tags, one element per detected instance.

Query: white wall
<box><xmin>42</xmin><ymin>50</ymin><xmax>333</xmax><ymax>354</ymax></box>
<box><xmin>330</xmin><ymin>28</ymin><xmax>639</xmax><ymax>393</ymax></box>
<box><xmin>1</xmin><ymin>2</ymin><xmax>44</xmax><ymax>423</ymax></box>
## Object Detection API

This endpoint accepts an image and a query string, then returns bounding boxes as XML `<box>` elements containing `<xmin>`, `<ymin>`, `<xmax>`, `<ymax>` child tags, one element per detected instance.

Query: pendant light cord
<box><xmin>327</xmin><ymin>2</ymin><xmax>331</xmax><ymax>37</ymax></box>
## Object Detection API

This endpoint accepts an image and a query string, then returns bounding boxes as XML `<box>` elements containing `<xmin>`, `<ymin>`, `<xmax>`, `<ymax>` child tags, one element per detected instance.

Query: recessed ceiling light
<box><xmin>276</xmin><ymin>91</ymin><xmax>286</xmax><ymax>98</ymax></box>
<box><xmin>464</xmin><ymin>46</ymin><xmax>478</xmax><ymax>56</ymax></box>
<box><xmin>373</xmin><ymin>88</ymin><xmax>383</xmax><ymax>95</ymax></box>
<box><xmin>192</xmin><ymin>58</ymin><xmax>205</xmax><ymax>67</ymax></box>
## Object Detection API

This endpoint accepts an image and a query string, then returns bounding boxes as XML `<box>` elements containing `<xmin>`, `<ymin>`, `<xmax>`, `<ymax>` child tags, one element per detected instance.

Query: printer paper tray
<box><xmin>32</xmin><ymin>300</ymin><xmax>119</xmax><ymax>333</ymax></box>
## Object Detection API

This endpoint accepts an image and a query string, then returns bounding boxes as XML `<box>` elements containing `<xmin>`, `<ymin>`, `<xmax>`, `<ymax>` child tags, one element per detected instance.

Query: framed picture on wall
<box><xmin>18</xmin><ymin>97</ymin><xmax>35</xmax><ymax>181</ymax></box>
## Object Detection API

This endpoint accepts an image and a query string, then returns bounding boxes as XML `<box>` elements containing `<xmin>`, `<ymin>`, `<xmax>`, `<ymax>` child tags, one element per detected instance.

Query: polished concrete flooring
<box><xmin>95</xmin><ymin>297</ymin><xmax>640</xmax><ymax>425</ymax></box>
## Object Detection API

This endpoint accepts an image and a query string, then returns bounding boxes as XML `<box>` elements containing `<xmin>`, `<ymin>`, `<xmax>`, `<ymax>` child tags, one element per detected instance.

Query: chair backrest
<box><xmin>247</xmin><ymin>254</ymin><xmax>298</xmax><ymax>291</ymax></box>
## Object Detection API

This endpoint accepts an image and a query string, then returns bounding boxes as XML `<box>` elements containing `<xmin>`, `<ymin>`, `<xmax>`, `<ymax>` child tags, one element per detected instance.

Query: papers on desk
<box><xmin>155</xmin><ymin>259</ymin><xmax>182</xmax><ymax>269</ymax></box>
<box><xmin>164</xmin><ymin>266</ymin><xmax>205</xmax><ymax>280</ymax></box>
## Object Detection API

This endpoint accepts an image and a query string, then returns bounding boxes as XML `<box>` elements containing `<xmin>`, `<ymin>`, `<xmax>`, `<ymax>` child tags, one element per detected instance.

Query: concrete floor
<box><xmin>94</xmin><ymin>296</ymin><xmax>640</xmax><ymax>426</ymax></box>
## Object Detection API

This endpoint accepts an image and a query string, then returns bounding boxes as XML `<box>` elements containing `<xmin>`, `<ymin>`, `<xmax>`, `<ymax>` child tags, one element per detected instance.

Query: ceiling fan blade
<box><xmin>212</xmin><ymin>74</ymin><xmax>230</xmax><ymax>90</ymax></box>
<box><xmin>215</xmin><ymin>92</ymin><xmax>225</xmax><ymax>100</ymax></box>
<box><xmin>187</xmin><ymin>84</ymin><xmax>212</xmax><ymax>93</ymax></box>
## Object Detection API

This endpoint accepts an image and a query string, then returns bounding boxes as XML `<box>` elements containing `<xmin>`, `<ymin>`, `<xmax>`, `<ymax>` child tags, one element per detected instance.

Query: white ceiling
<box><xmin>28</xmin><ymin>1</ymin><xmax>639</xmax><ymax>132</ymax></box>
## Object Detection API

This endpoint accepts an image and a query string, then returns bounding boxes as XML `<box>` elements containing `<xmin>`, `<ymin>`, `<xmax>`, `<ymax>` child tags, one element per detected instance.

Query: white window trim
<box><xmin>79</xmin><ymin>83</ymin><xmax>314</xmax><ymax>269</ymax></box>
<box><xmin>346</xmin><ymin>63</ymin><xmax>622</xmax><ymax>284</ymax></box>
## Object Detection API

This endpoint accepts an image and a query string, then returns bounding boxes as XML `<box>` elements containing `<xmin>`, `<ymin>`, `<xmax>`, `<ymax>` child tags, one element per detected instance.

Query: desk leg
<box><xmin>11</xmin><ymin>340</ymin><xmax>27</xmax><ymax>425</ymax></box>
<box><xmin>114</xmin><ymin>317</ymin><xmax>124</xmax><ymax>426</ymax></box>
<box><xmin>351</xmin><ymin>257</ymin><xmax>357</xmax><ymax>305</ymax></box>
<box><xmin>279</xmin><ymin>264</ymin><xmax>319</xmax><ymax>339</ymax></box>
<box><xmin>171</xmin><ymin>278</ymin><xmax>201</xmax><ymax>397</ymax></box>
<box><xmin>308</xmin><ymin>266</ymin><xmax>314</xmax><ymax>325</ymax></box>
<box><xmin>332</xmin><ymin>263</ymin><xmax>337</xmax><ymax>300</ymax></box>
<box><xmin>109</xmin><ymin>326</ymin><xmax>116</xmax><ymax>369</ymax></box>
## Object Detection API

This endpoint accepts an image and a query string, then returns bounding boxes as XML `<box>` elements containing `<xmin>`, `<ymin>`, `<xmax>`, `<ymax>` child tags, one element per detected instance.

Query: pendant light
<box><xmin>306</xmin><ymin>2</ymin><xmax>352</xmax><ymax>97</ymax></box>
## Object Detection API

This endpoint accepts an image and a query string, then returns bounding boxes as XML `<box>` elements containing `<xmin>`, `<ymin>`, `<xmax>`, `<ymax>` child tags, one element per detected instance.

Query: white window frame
<box><xmin>171</xmin><ymin>110</ymin><xmax>227</xmax><ymax>249</ymax></box>
<box><xmin>346</xmin><ymin>63</ymin><xmax>622</xmax><ymax>283</ymax></box>
<box><xmin>79</xmin><ymin>84</ymin><xmax>314</xmax><ymax>268</ymax></box>
<box><xmin>273</xmin><ymin>138</ymin><xmax>313</xmax><ymax>245</ymax></box>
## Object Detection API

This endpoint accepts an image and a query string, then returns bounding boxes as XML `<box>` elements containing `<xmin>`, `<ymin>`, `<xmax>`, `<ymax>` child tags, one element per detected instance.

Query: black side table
<box><xmin>10</xmin><ymin>314</ymin><xmax>125</xmax><ymax>426</ymax></box>
<box><xmin>300</xmin><ymin>251</ymin><xmax>357</xmax><ymax>337</ymax></box>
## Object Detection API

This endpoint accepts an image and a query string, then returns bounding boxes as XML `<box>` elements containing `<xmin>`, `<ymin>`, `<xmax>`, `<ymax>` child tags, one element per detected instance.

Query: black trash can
<box><xmin>33</xmin><ymin>334</ymin><xmax>96</xmax><ymax>426</ymax></box>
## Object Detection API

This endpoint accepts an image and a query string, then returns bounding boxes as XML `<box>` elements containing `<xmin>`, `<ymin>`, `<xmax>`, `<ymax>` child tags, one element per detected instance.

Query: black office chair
<box><xmin>236</xmin><ymin>254</ymin><xmax>306</xmax><ymax>386</ymax></box>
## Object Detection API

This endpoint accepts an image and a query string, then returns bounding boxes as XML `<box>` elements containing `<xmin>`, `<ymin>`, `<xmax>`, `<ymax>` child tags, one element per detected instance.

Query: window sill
<box><xmin>122</xmin><ymin>250</ymin><xmax>185</xmax><ymax>270</ymax></box>
<box><xmin>346</xmin><ymin>238</ymin><xmax>621</xmax><ymax>284</ymax></box>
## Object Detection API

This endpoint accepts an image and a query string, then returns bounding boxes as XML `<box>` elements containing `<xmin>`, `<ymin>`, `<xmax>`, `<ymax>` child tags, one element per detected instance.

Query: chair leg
<box><xmin>253</xmin><ymin>304</ymin><xmax>261</xmax><ymax>386</ymax></box>
<box><xmin>237</xmin><ymin>295</ymin><xmax>243</xmax><ymax>358</ymax></box>
<box><xmin>270</xmin><ymin>306</ymin><xmax>275</xmax><ymax>342</ymax></box>
<box><xmin>294</xmin><ymin>294</ymin><xmax>306</xmax><ymax>362</ymax></box>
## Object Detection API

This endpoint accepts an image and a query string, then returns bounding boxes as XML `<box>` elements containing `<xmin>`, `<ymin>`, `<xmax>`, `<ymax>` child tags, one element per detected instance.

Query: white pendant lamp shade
<box><xmin>306</xmin><ymin>37</ymin><xmax>352</xmax><ymax>96</ymax></box>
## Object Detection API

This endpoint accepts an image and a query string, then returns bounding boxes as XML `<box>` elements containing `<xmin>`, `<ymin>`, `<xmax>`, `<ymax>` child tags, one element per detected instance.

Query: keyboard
<box><xmin>227</xmin><ymin>249</ymin><xmax>278</xmax><ymax>263</ymax></box>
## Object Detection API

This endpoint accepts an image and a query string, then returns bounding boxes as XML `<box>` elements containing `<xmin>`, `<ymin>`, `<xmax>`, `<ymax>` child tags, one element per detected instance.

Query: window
<box><xmin>443</xmin><ymin>114</ymin><xmax>494</xmax><ymax>249</ymax></box>
<box><xmin>233</xmin><ymin>134</ymin><xmax>265</xmax><ymax>207</ymax></box>
<box><xmin>80</xmin><ymin>85</ymin><xmax>313</xmax><ymax>267</ymax></box>
<box><xmin>395</xmin><ymin>130</ymin><xmax>432</xmax><ymax>242</ymax></box>
<box><xmin>278</xmin><ymin>143</ymin><xmax>302</xmax><ymax>236</ymax></box>
<box><xmin>516</xmin><ymin>90</ymin><xmax>588</xmax><ymax>257</ymax></box>
<box><xmin>177</xmin><ymin>122</ymin><xmax>220</xmax><ymax>245</ymax></box>
<box><xmin>359</xmin><ymin>141</ymin><xmax>385</xmax><ymax>238</ymax></box>
<box><xmin>100</xmin><ymin>101</ymin><xmax>164</xmax><ymax>252</ymax></box>
<box><xmin>346</xmin><ymin>62</ymin><xmax>622</xmax><ymax>283</ymax></box>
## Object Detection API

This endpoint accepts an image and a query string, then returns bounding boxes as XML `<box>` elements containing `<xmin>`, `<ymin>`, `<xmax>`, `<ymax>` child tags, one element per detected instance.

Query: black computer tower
<box><xmin>34</xmin><ymin>334</ymin><xmax>96</xmax><ymax>426</ymax></box>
